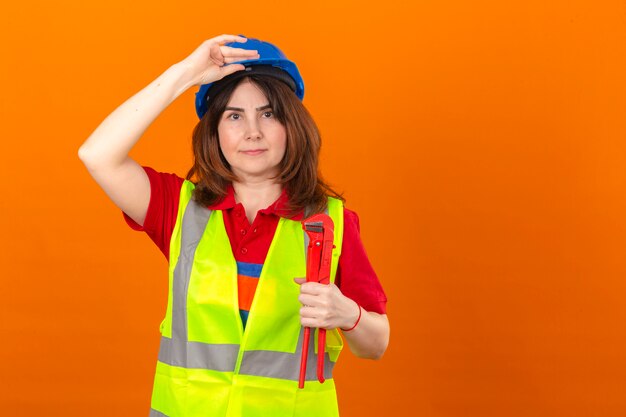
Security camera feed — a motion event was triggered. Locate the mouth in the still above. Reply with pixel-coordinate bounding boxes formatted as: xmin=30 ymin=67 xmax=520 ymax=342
xmin=240 ymin=149 xmax=267 ymax=156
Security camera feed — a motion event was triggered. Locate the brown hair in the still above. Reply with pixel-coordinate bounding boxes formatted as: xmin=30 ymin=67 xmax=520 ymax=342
xmin=185 ymin=74 xmax=343 ymax=217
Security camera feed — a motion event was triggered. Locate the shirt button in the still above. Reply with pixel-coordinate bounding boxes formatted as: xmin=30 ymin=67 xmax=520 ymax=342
xmin=241 ymin=248 xmax=248 ymax=254
xmin=253 ymin=228 xmax=258 ymax=233
xmin=240 ymin=229 xmax=246 ymax=235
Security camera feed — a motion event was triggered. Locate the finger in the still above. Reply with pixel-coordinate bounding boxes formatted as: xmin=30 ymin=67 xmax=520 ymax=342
xmin=221 ymin=52 xmax=259 ymax=60
xmin=293 ymin=277 xmax=306 ymax=285
xmin=211 ymin=34 xmax=248 ymax=45
xmin=220 ymin=46 xmax=259 ymax=56
xmin=224 ymin=56 xmax=258 ymax=64
xmin=298 ymin=294 xmax=320 ymax=307
xmin=209 ymin=43 xmax=225 ymax=66
xmin=301 ymin=317 xmax=332 ymax=330
xmin=301 ymin=317 xmax=321 ymax=328
xmin=299 ymin=306 xmax=318 ymax=318
xmin=220 ymin=64 xmax=246 ymax=77
xmin=300 ymin=282 xmax=327 ymax=295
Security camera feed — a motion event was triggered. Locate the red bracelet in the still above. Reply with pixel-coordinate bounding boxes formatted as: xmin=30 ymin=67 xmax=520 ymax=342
xmin=341 ymin=304 xmax=362 ymax=332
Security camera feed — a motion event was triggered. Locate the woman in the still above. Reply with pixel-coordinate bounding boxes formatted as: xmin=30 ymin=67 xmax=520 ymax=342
xmin=79 ymin=34 xmax=389 ymax=417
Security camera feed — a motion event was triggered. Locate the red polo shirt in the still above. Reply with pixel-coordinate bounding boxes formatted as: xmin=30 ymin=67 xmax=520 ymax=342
xmin=122 ymin=166 xmax=387 ymax=318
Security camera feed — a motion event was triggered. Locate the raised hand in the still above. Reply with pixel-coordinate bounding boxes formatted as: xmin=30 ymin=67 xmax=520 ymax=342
xmin=177 ymin=34 xmax=260 ymax=88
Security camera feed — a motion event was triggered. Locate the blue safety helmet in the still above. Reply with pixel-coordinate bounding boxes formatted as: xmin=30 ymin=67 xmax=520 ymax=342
xmin=194 ymin=36 xmax=305 ymax=119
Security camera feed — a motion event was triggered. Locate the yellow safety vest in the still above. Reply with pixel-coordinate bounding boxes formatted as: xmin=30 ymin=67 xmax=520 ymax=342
xmin=149 ymin=180 xmax=345 ymax=417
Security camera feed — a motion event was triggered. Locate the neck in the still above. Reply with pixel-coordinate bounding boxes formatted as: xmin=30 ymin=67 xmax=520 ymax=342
xmin=232 ymin=178 xmax=283 ymax=224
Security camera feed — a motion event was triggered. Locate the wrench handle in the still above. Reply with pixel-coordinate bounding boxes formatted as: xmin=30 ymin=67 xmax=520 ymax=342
xmin=317 ymin=328 xmax=326 ymax=383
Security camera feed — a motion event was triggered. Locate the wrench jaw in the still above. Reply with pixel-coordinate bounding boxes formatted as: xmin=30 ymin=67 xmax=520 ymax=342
xmin=303 ymin=214 xmax=335 ymax=237
xmin=303 ymin=221 xmax=324 ymax=234
xmin=303 ymin=214 xmax=335 ymax=285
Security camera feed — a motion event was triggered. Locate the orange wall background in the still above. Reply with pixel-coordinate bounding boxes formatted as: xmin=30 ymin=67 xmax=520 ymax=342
xmin=2 ymin=1 xmax=626 ymax=416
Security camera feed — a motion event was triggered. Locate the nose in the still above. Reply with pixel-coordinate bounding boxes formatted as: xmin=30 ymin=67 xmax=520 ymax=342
xmin=245 ymin=117 xmax=262 ymax=141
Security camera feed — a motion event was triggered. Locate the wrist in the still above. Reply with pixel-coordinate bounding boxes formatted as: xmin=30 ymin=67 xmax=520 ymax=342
xmin=165 ymin=63 xmax=197 ymax=98
xmin=340 ymin=301 xmax=362 ymax=332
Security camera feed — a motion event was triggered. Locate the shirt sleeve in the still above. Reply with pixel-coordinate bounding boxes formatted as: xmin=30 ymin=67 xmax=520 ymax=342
xmin=336 ymin=208 xmax=388 ymax=314
xmin=121 ymin=165 xmax=184 ymax=261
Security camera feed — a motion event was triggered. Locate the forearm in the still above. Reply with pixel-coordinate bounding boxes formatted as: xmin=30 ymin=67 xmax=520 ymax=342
xmin=78 ymin=63 xmax=192 ymax=168
xmin=341 ymin=307 xmax=389 ymax=360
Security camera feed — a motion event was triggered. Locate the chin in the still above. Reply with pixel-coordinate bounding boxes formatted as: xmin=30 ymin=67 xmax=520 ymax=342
xmin=233 ymin=167 xmax=281 ymax=180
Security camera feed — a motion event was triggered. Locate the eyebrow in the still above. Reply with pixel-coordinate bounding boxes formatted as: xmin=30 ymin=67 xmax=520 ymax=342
xmin=224 ymin=104 xmax=272 ymax=112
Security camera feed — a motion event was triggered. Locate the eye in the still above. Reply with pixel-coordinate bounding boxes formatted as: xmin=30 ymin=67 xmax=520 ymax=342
xmin=262 ymin=111 xmax=274 ymax=118
xmin=226 ymin=113 xmax=241 ymax=120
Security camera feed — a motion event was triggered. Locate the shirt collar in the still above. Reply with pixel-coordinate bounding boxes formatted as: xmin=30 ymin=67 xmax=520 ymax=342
xmin=208 ymin=184 xmax=304 ymax=220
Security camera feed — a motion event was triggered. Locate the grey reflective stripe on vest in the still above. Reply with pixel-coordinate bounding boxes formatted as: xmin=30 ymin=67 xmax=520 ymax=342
xmin=158 ymin=336 xmax=239 ymax=371
xmin=157 ymin=199 xmax=239 ymax=372
xmin=149 ymin=409 xmax=168 ymax=417
xmin=158 ymin=198 xmax=336 ymax=380
xmin=239 ymin=326 xmax=336 ymax=381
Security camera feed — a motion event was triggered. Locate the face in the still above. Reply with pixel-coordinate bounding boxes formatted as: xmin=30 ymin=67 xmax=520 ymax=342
xmin=217 ymin=79 xmax=287 ymax=182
